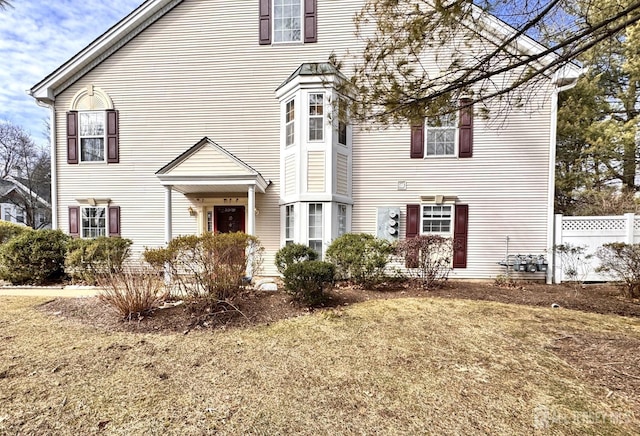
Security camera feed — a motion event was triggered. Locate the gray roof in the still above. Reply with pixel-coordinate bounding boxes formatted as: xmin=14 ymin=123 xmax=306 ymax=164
xmin=276 ymin=62 xmax=346 ymax=91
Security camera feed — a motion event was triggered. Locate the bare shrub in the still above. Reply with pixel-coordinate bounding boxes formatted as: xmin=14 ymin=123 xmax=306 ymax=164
xmin=143 ymin=232 xmax=263 ymax=303
xmin=396 ymin=235 xmax=452 ymax=289
xmin=96 ymin=265 xmax=166 ymax=320
xmin=553 ymin=244 xmax=593 ymax=292
xmin=595 ymin=242 xmax=640 ymax=298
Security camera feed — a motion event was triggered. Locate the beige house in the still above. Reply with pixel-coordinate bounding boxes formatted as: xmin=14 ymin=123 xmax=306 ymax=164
xmin=31 ymin=0 xmax=579 ymax=279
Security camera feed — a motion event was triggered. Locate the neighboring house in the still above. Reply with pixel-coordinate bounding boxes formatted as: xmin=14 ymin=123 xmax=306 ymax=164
xmin=0 ymin=178 xmax=51 ymax=229
xmin=30 ymin=0 xmax=579 ymax=279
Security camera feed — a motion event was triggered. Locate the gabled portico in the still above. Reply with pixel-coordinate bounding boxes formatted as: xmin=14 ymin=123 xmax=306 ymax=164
xmin=156 ymin=137 xmax=269 ymax=244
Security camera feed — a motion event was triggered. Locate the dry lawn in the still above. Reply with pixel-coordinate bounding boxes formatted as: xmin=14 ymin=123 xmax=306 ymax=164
xmin=1 ymin=294 xmax=639 ymax=435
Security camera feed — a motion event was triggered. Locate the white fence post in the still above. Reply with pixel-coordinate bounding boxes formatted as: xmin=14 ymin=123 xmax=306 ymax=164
xmin=625 ymin=213 xmax=635 ymax=244
xmin=554 ymin=214 xmax=563 ymax=284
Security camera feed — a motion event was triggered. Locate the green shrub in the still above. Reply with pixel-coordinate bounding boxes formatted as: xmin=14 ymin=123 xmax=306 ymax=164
xmin=0 ymin=229 xmax=69 ymax=285
xmin=326 ymin=233 xmax=394 ymax=286
xmin=96 ymin=264 xmax=166 ymax=320
xmin=395 ymin=235 xmax=452 ymax=289
xmin=274 ymin=243 xmax=318 ymax=275
xmin=595 ymin=242 xmax=640 ymax=298
xmin=65 ymin=237 xmax=133 ymax=284
xmin=144 ymin=232 xmax=263 ymax=302
xmin=283 ymin=260 xmax=335 ymax=306
xmin=0 ymin=221 xmax=31 ymax=245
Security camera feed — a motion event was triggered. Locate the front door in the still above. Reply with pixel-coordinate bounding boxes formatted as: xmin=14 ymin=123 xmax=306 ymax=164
xmin=214 ymin=206 xmax=245 ymax=233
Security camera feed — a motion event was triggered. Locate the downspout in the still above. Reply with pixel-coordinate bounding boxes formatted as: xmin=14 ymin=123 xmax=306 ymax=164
xmin=35 ymin=98 xmax=57 ymax=230
xmin=547 ymin=72 xmax=581 ymax=283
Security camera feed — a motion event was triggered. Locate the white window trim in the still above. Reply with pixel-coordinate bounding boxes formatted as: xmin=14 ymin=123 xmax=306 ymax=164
xmin=308 ymin=203 xmax=323 ymax=256
xmin=337 ymin=203 xmax=347 ymax=237
xmin=425 ymin=113 xmax=458 ymax=158
xmin=420 ymin=204 xmax=453 ymax=236
xmin=78 ymin=110 xmax=107 ymax=163
xmin=337 ymin=98 xmax=349 ymax=147
xmin=80 ymin=205 xmax=108 ymax=238
xmin=285 ymin=98 xmax=296 ymax=147
xmin=285 ymin=204 xmax=295 ymax=244
xmin=308 ymin=92 xmax=325 ymax=142
xmin=272 ymin=0 xmax=303 ymax=44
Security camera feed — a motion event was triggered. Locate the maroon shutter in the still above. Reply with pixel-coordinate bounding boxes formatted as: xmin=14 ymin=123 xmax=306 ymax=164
xmin=458 ymin=99 xmax=473 ymax=158
xmin=453 ymin=204 xmax=468 ymax=268
xmin=69 ymin=206 xmax=80 ymax=237
xmin=67 ymin=111 xmax=78 ymax=164
xmin=410 ymin=122 xmax=424 ymax=158
xmin=259 ymin=0 xmax=271 ymax=45
xmin=108 ymin=206 xmax=121 ymax=237
xmin=106 ymin=110 xmax=119 ymax=163
xmin=304 ymin=0 xmax=317 ymax=43
xmin=406 ymin=204 xmax=420 ymax=268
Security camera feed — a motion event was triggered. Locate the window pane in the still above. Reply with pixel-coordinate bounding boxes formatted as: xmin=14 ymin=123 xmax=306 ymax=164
xmin=309 ymin=118 xmax=323 ymax=141
xmin=80 ymin=112 xmax=105 ymax=136
xmin=422 ymin=205 xmax=452 ymax=233
xmin=273 ymin=0 xmax=301 ymax=42
xmin=82 ymin=207 xmax=106 ymax=238
xmin=81 ymin=138 xmax=105 ymax=161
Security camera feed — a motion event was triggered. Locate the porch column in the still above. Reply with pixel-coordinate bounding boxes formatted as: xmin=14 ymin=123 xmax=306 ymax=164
xmin=164 ymin=185 xmax=173 ymax=244
xmin=247 ymin=185 xmax=255 ymax=235
xmin=246 ymin=185 xmax=256 ymax=280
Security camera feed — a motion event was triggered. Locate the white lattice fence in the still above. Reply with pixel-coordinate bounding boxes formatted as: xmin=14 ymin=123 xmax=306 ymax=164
xmin=554 ymin=213 xmax=639 ymax=282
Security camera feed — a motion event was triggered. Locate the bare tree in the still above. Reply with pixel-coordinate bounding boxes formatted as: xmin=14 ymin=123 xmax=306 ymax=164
xmin=348 ymin=0 xmax=640 ymax=125
xmin=0 ymin=121 xmax=51 ymax=229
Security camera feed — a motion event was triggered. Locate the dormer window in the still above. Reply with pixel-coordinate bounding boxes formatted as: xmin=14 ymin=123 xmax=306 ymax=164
xmin=79 ymin=111 xmax=106 ymax=162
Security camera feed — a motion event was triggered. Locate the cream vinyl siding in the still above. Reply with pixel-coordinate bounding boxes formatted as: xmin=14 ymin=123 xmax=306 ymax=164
xmin=307 ymin=151 xmax=325 ymax=193
xmin=336 ymin=152 xmax=348 ymax=196
xmin=52 ymin=0 xmax=556 ymax=277
xmin=168 ymin=146 xmax=252 ymax=176
xmin=285 ymin=155 xmax=296 ymax=197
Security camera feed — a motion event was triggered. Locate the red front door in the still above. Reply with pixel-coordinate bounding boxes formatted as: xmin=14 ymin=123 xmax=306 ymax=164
xmin=214 ymin=206 xmax=245 ymax=233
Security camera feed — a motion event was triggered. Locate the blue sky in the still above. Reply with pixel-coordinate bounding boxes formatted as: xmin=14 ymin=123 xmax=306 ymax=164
xmin=0 ymin=0 xmax=143 ymax=146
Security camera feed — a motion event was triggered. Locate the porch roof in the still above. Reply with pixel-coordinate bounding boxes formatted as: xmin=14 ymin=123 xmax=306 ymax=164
xmin=156 ymin=137 xmax=270 ymax=195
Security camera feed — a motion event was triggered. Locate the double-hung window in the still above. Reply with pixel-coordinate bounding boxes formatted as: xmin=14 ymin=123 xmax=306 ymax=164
xmin=285 ymin=99 xmax=295 ymax=147
xmin=274 ymin=0 xmax=302 ymax=43
xmin=285 ymin=204 xmax=295 ymax=245
xmin=308 ymin=93 xmax=324 ymax=141
xmin=422 ymin=205 xmax=452 ymax=234
xmin=79 ymin=111 xmax=106 ymax=162
xmin=308 ymin=203 xmax=323 ymax=256
xmin=82 ymin=206 xmax=106 ymax=238
xmin=337 ymin=204 xmax=347 ymax=237
xmin=426 ymin=112 xmax=457 ymax=157
xmin=337 ymin=99 xmax=348 ymax=146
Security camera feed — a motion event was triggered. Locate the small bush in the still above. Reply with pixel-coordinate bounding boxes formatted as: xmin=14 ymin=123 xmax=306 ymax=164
xmin=553 ymin=243 xmax=592 ymax=286
xmin=0 ymin=229 xmax=69 ymax=285
xmin=595 ymin=242 xmax=640 ymax=298
xmin=96 ymin=265 xmax=166 ymax=320
xmin=144 ymin=232 xmax=263 ymax=302
xmin=283 ymin=260 xmax=335 ymax=306
xmin=325 ymin=233 xmax=394 ymax=286
xmin=0 ymin=221 xmax=31 ymax=245
xmin=274 ymin=243 xmax=318 ymax=275
xmin=65 ymin=237 xmax=133 ymax=284
xmin=395 ymin=235 xmax=452 ymax=289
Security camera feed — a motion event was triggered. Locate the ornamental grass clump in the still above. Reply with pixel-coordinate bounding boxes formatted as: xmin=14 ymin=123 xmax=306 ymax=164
xmin=95 ymin=264 xmax=166 ymax=320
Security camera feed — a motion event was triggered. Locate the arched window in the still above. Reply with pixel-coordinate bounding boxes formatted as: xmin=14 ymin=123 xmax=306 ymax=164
xmin=67 ymin=85 xmax=119 ymax=164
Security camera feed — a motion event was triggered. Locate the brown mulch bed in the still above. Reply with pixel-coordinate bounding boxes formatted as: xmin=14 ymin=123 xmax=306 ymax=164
xmin=41 ymin=280 xmax=640 ymax=335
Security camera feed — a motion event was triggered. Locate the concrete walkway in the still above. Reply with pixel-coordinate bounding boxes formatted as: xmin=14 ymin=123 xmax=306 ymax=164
xmin=0 ymin=285 xmax=99 ymax=297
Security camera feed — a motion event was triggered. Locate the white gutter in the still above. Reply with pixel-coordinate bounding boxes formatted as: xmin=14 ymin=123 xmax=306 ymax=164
xmin=35 ymin=99 xmax=57 ymax=230
xmin=546 ymin=71 xmax=581 ymax=283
